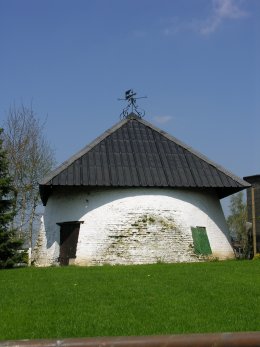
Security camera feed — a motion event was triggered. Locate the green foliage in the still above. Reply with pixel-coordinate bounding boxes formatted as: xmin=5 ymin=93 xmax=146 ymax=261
xmin=226 ymin=192 xmax=248 ymax=257
xmin=0 ymin=261 xmax=259 ymax=340
xmin=228 ymin=192 xmax=247 ymax=231
xmin=0 ymin=128 xmax=24 ymax=269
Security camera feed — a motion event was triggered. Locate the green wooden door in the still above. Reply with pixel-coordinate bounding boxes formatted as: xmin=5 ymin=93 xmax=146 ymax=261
xmin=191 ymin=227 xmax=212 ymax=255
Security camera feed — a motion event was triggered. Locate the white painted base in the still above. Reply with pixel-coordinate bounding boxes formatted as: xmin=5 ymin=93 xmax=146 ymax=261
xmin=33 ymin=188 xmax=234 ymax=266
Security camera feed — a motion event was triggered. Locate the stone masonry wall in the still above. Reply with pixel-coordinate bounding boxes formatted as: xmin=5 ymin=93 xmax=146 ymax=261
xmin=33 ymin=187 xmax=234 ymax=266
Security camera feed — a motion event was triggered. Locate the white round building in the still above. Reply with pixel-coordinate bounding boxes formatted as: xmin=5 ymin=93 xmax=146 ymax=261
xmin=34 ymin=113 xmax=249 ymax=266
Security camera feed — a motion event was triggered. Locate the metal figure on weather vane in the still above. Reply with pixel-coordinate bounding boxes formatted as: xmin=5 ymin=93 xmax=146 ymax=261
xmin=118 ymin=89 xmax=147 ymax=119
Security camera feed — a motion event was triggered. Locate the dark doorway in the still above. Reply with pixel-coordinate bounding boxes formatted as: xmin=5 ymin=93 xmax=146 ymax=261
xmin=57 ymin=222 xmax=82 ymax=266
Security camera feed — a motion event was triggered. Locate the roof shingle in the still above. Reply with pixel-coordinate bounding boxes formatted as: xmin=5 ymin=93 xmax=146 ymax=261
xmin=39 ymin=113 xmax=250 ymax=205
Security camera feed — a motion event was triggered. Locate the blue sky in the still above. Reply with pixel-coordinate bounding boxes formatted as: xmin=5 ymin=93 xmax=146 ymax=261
xmin=0 ymin=0 xmax=259 ymax=211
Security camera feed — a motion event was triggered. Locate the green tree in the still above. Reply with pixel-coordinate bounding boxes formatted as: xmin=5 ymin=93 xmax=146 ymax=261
xmin=0 ymin=128 xmax=24 ymax=268
xmin=226 ymin=192 xmax=248 ymax=258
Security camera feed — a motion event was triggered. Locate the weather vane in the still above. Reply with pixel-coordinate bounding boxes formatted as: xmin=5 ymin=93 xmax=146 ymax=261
xmin=118 ymin=89 xmax=147 ymax=119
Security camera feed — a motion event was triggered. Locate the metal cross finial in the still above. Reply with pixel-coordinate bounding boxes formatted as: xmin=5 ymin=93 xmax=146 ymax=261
xmin=118 ymin=89 xmax=147 ymax=119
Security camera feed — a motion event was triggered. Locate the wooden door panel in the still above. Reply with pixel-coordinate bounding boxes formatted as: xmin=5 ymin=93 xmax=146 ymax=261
xmin=59 ymin=223 xmax=80 ymax=266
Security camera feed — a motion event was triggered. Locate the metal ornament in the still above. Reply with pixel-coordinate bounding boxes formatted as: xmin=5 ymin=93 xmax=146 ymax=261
xmin=118 ymin=89 xmax=147 ymax=119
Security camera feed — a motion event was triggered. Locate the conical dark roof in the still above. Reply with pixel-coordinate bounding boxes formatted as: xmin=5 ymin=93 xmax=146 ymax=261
xmin=40 ymin=113 xmax=250 ymax=205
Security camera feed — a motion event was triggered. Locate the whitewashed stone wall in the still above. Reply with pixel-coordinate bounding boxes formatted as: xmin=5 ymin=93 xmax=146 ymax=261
xmin=33 ymin=187 xmax=234 ymax=266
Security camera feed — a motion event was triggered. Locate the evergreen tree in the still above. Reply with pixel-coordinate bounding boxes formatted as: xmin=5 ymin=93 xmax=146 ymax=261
xmin=0 ymin=128 xmax=24 ymax=268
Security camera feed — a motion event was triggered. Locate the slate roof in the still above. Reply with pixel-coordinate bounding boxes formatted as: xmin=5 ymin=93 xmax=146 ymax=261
xmin=40 ymin=113 xmax=250 ymax=205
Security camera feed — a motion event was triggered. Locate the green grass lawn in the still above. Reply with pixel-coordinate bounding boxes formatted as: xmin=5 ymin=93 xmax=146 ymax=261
xmin=0 ymin=260 xmax=259 ymax=340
